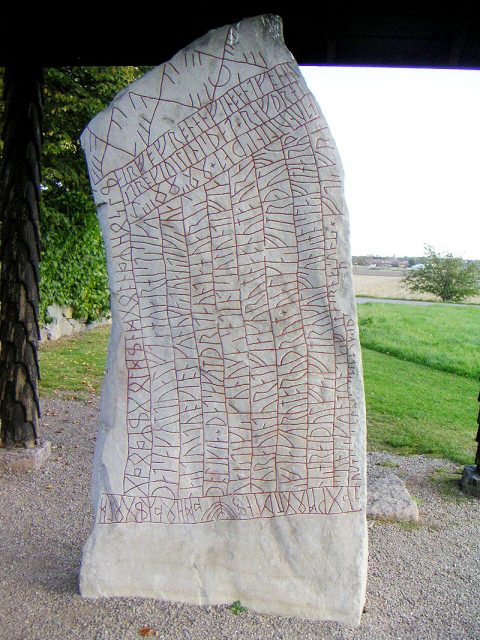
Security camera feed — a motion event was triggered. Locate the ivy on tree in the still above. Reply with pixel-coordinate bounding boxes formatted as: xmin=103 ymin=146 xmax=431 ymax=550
xmin=1 ymin=66 xmax=150 ymax=323
xmin=403 ymin=245 xmax=480 ymax=303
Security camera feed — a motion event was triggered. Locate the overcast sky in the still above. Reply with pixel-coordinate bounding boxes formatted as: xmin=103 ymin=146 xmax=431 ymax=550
xmin=300 ymin=66 xmax=480 ymax=260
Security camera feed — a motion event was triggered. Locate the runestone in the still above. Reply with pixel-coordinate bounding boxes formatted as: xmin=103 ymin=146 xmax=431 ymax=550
xmin=79 ymin=15 xmax=367 ymax=625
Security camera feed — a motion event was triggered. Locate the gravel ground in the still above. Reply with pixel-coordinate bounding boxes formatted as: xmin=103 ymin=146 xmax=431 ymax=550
xmin=0 ymin=395 xmax=479 ymax=640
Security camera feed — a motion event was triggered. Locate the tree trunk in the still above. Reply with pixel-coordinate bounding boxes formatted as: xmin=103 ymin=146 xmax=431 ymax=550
xmin=0 ymin=67 xmax=43 ymax=448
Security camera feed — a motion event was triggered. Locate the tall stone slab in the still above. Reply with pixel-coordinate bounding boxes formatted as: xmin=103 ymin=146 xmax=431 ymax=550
xmin=79 ymin=15 xmax=367 ymax=626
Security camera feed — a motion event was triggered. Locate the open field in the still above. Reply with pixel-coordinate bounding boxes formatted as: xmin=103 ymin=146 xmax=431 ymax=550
xmin=38 ymin=304 xmax=480 ymax=465
xmin=357 ymin=303 xmax=480 ymax=380
xmin=353 ymin=269 xmax=480 ymax=304
xmin=358 ymin=302 xmax=479 ymax=463
xmin=363 ymin=348 xmax=478 ymax=464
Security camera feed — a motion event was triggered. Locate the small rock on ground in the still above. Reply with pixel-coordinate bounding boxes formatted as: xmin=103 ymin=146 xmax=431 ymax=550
xmin=367 ymin=465 xmax=419 ymax=522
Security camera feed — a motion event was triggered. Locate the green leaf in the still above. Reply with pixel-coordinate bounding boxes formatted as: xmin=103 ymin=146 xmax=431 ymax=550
xmin=229 ymin=600 xmax=248 ymax=615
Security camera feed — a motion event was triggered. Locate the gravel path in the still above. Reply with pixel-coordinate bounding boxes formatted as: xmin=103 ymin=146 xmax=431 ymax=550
xmin=1 ymin=395 xmax=479 ymax=639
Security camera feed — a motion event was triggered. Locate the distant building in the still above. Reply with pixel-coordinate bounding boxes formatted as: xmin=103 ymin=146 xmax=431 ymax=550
xmin=352 ymin=256 xmax=410 ymax=268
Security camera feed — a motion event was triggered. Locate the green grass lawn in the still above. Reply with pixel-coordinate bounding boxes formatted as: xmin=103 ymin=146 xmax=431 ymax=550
xmin=357 ymin=303 xmax=480 ymax=380
xmin=39 ymin=326 xmax=110 ymax=399
xmin=38 ymin=307 xmax=479 ymax=464
xmin=363 ymin=348 xmax=478 ymax=464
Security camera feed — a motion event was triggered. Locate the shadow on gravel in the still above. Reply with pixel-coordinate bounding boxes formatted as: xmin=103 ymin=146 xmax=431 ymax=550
xmin=429 ymin=468 xmax=475 ymax=503
xmin=16 ymin=537 xmax=82 ymax=595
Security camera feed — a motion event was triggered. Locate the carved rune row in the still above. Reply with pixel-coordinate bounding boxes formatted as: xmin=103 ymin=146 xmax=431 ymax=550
xmin=87 ymin=59 xmax=361 ymax=524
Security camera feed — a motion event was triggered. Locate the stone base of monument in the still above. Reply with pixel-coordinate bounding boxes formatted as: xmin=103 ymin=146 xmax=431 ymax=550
xmin=367 ymin=470 xmax=419 ymax=522
xmin=0 ymin=440 xmax=51 ymax=471
xmin=80 ymin=514 xmax=368 ymax=626
xmin=460 ymin=465 xmax=480 ymax=497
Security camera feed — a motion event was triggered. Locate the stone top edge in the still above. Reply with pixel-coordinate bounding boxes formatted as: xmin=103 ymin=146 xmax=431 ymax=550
xmin=80 ymin=14 xmax=286 ymax=149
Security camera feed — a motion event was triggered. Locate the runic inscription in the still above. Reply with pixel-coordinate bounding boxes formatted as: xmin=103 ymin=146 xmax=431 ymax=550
xmin=83 ymin=36 xmax=361 ymax=526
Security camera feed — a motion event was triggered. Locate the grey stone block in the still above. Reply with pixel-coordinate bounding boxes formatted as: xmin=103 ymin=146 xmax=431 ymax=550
xmin=368 ymin=469 xmax=419 ymax=522
xmin=460 ymin=465 xmax=480 ymax=497
xmin=78 ymin=14 xmax=368 ymax=625
xmin=0 ymin=440 xmax=51 ymax=471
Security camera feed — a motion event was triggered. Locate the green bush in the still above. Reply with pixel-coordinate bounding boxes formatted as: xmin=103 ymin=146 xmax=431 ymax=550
xmin=39 ymin=67 xmax=152 ymax=324
xmin=1 ymin=66 xmax=150 ymax=324
xmin=40 ymin=194 xmax=109 ymax=323
xmin=402 ymin=245 xmax=480 ymax=303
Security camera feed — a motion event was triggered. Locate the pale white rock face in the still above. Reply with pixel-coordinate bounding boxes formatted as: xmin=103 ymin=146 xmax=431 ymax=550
xmin=80 ymin=14 xmax=367 ymax=626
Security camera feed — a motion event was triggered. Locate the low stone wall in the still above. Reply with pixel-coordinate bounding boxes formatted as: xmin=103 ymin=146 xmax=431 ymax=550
xmin=40 ymin=304 xmax=111 ymax=342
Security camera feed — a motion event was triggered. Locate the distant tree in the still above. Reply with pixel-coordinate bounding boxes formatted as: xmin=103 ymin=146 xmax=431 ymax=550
xmin=403 ymin=245 xmax=480 ymax=302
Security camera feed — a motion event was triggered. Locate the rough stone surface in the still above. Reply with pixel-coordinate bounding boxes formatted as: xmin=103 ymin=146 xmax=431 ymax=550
xmin=40 ymin=304 xmax=111 ymax=342
xmin=0 ymin=439 xmax=51 ymax=471
xmin=79 ymin=15 xmax=367 ymax=625
xmin=460 ymin=465 xmax=480 ymax=497
xmin=367 ymin=467 xmax=419 ymax=522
